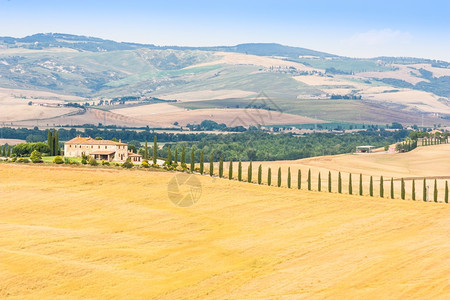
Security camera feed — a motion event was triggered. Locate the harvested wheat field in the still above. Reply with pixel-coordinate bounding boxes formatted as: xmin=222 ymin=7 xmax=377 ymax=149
xmin=0 ymin=163 xmax=449 ymax=299
xmin=239 ymin=144 xmax=450 ymax=201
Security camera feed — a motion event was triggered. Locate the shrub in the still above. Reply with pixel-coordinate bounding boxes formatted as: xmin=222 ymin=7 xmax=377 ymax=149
xmin=53 ymin=156 xmax=64 ymax=164
xmin=102 ymin=160 xmax=110 ymax=166
xmin=30 ymin=150 xmax=43 ymax=163
xmin=122 ymin=158 xmax=133 ymax=169
xmin=88 ymin=157 xmax=98 ymax=166
xmin=17 ymin=157 xmax=30 ymax=163
xmin=141 ymin=160 xmax=150 ymax=168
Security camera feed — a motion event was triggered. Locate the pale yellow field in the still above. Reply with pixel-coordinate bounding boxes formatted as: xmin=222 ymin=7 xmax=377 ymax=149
xmin=187 ymin=52 xmax=318 ymax=71
xmin=0 ymin=139 xmax=25 ymax=146
xmin=110 ymin=103 xmax=185 ymax=117
xmin=0 ymin=163 xmax=448 ymax=299
xmin=358 ymin=64 xmax=427 ymax=85
xmin=154 ymin=89 xmax=257 ymax=102
xmin=360 ymin=90 xmax=449 ymax=113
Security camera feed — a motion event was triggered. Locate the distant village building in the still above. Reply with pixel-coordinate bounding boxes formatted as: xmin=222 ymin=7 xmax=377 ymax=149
xmin=64 ymin=136 xmax=142 ymax=162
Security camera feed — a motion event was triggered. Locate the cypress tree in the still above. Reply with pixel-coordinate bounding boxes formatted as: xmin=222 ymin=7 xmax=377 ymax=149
xmin=144 ymin=141 xmax=149 ymax=160
xmin=445 ymin=181 xmax=448 ymax=204
xmin=219 ymin=156 xmax=224 ymax=178
xmin=348 ymin=173 xmax=352 ymax=195
xmin=248 ymin=161 xmax=253 ymax=183
xmin=298 ymin=169 xmax=301 ymax=190
xmin=369 ymin=176 xmax=373 ymax=196
xmin=238 ymin=161 xmax=242 ymax=181
xmin=7 ymin=146 xmax=10 ymax=157
xmin=401 ymin=178 xmax=405 ymax=200
xmin=47 ymin=130 xmax=53 ymax=156
xmin=277 ymin=167 xmax=281 ymax=187
xmin=174 ymin=148 xmax=178 ymax=165
xmin=166 ymin=146 xmax=172 ymax=165
xmin=181 ymin=145 xmax=186 ymax=167
xmin=209 ymin=152 xmax=214 ymax=177
xmin=359 ymin=174 xmax=363 ymax=196
xmin=190 ymin=148 xmax=195 ymax=173
xmin=308 ymin=169 xmax=312 ymax=191
xmin=412 ymin=180 xmax=416 ymax=201
xmin=199 ymin=150 xmax=204 ymax=174
xmin=391 ymin=178 xmax=394 ymax=199
xmin=287 ymin=167 xmax=291 ymax=188
xmin=433 ymin=179 xmax=438 ymax=203
xmin=380 ymin=176 xmax=384 ymax=198
xmin=423 ymin=178 xmax=427 ymax=201
xmin=268 ymin=167 xmax=272 ymax=186
xmin=338 ymin=172 xmax=342 ymax=193
xmin=228 ymin=158 xmax=233 ymax=180
xmin=318 ymin=172 xmax=321 ymax=192
xmin=55 ymin=130 xmax=60 ymax=155
xmin=52 ymin=129 xmax=57 ymax=156
xmin=326 ymin=171 xmax=331 ymax=193
xmin=1 ymin=145 xmax=5 ymax=157
xmin=258 ymin=164 xmax=262 ymax=184
xmin=153 ymin=136 xmax=157 ymax=165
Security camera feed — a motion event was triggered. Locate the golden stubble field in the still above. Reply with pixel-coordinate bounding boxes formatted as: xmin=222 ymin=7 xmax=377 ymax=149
xmin=0 ymin=162 xmax=449 ymax=299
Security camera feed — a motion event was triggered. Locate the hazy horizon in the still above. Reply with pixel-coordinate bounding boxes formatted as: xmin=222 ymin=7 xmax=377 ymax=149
xmin=1 ymin=0 xmax=449 ymax=61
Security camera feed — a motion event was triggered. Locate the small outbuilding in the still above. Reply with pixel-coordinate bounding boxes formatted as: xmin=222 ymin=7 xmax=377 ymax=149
xmin=355 ymin=145 xmax=375 ymax=153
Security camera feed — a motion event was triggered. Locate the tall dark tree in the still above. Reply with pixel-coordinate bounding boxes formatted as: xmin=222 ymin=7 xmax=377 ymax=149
xmin=268 ymin=167 xmax=272 ymax=186
xmin=287 ymin=167 xmax=291 ymax=188
xmin=298 ymin=169 xmax=301 ymax=190
xmin=181 ymin=145 xmax=186 ymax=168
xmin=318 ymin=172 xmax=321 ymax=192
xmin=47 ymin=130 xmax=53 ymax=155
xmin=153 ymin=136 xmax=157 ymax=165
xmin=238 ymin=161 xmax=242 ymax=181
xmin=380 ymin=176 xmax=384 ymax=198
xmin=433 ymin=179 xmax=438 ymax=203
xmin=348 ymin=173 xmax=352 ymax=195
xmin=199 ymin=150 xmax=204 ymax=174
xmin=248 ymin=161 xmax=253 ymax=183
xmin=359 ymin=174 xmax=363 ymax=196
xmin=209 ymin=152 xmax=214 ymax=176
xmin=328 ymin=171 xmax=332 ymax=193
xmin=391 ymin=178 xmax=395 ymax=199
xmin=55 ymin=130 xmax=60 ymax=155
xmin=174 ymin=147 xmax=178 ymax=165
xmin=144 ymin=141 xmax=149 ymax=160
xmin=228 ymin=158 xmax=233 ymax=180
xmin=369 ymin=176 xmax=373 ymax=196
xmin=445 ymin=181 xmax=448 ymax=204
xmin=166 ymin=146 xmax=172 ymax=165
xmin=219 ymin=155 xmax=224 ymax=178
xmin=401 ymin=178 xmax=405 ymax=200
xmin=277 ymin=167 xmax=282 ymax=187
xmin=308 ymin=169 xmax=312 ymax=191
xmin=412 ymin=180 xmax=416 ymax=201
xmin=258 ymin=164 xmax=262 ymax=184
xmin=338 ymin=172 xmax=342 ymax=194
xmin=423 ymin=178 xmax=427 ymax=201
xmin=190 ymin=148 xmax=195 ymax=173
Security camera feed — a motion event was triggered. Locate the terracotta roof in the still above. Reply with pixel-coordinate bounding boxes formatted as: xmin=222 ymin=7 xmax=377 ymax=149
xmin=65 ymin=137 xmax=126 ymax=146
xmin=90 ymin=150 xmax=116 ymax=155
xmin=127 ymin=152 xmax=142 ymax=157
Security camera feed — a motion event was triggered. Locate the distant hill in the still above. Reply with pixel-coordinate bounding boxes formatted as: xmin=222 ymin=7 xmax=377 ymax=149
xmin=0 ymin=33 xmax=448 ymax=127
xmin=0 ymin=33 xmax=336 ymax=58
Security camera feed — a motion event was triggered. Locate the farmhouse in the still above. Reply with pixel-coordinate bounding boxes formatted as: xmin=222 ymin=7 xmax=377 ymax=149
xmin=64 ymin=136 xmax=141 ymax=162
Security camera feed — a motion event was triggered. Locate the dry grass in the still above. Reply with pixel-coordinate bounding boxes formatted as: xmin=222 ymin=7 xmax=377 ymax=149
xmin=154 ymin=90 xmax=257 ymax=102
xmin=0 ymin=162 xmax=449 ymax=299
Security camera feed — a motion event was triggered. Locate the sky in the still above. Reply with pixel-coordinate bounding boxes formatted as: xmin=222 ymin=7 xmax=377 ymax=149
xmin=0 ymin=0 xmax=449 ymax=60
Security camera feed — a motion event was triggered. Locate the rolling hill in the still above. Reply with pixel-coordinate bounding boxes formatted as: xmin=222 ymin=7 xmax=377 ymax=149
xmin=0 ymin=158 xmax=448 ymax=298
xmin=0 ymin=33 xmax=449 ymax=128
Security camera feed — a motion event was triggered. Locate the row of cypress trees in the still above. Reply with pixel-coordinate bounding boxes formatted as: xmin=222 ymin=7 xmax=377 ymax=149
xmin=0 ymin=144 xmax=12 ymax=157
xmin=151 ymin=136 xmax=448 ymax=203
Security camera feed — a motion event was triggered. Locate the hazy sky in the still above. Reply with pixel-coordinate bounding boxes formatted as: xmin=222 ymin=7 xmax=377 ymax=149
xmin=1 ymin=0 xmax=449 ymax=60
